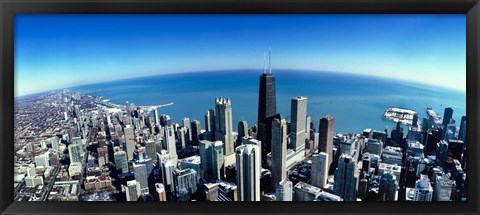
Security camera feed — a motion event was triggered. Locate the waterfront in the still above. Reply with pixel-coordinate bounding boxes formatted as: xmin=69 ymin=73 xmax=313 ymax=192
xmin=71 ymin=70 xmax=466 ymax=133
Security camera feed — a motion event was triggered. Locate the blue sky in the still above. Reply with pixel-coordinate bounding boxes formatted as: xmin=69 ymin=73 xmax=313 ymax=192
xmin=15 ymin=14 xmax=466 ymax=96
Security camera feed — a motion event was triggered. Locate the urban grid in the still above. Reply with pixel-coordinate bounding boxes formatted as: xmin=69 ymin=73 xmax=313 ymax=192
xmin=14 ymin=53 xmax=467 ymax=202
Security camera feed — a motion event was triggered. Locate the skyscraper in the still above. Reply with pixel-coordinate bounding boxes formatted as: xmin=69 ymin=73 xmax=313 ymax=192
xmin=290 ymin=96 xmax=307 ymax=151
xmin=68 ymin=143 xmax=83 ymax=164
xmin=236 ymin=144 xmax=261 ymax=201
xmin=378 ymin=172 xmax=397 ymax=201
xmin=174 ymin=168 xmax=198 ymax=201
xmin=204 ymin=109 xmax=216 ymax=140
xmin=319 ymin=115 xmax=334 ymax=169
xmin=125 ymin=180 xmax=141 ymax=201
xmin=334 ymin=154 xmax=358 ymax=201
xmin=133 ymin=163 xmax=149 ymax=194
xmin=182 ymin=117 xmax=192 ymax=144
xmin=414 ymin=174 xmax=433 ymax=201
xmin=124 ymin=125 xmax=135 ymax=161
xmin=442 ymin=107 xmax=453 ymax=138
xmin=237 ymin=120 xmax=249 ymax=147
xmin=199 ymin=140 xmax=225 ymax=182
xmin=114 ymin=150 xmax=129 ymax=174
xmin=214 ymin=98 xmax=234 ymax=157
xmin=257 ymin=50 xmax=277 ymax=160
xmin=145 ymin=140 xmax=157 ymax=163
xmin=271 ymin=116 xmax=287 ymax=191
xmin=164 ymin=124 xmax=178 ymax=164
xmin=160 ymin=160 xmax=175 ymax=199
xmin=458 ymin=115 xmax=466 ymax=143
xmin=275 ymin=180 xmax=293 ymax=201
xmin=155 ymin=183 xmax=167 ymax=201
xmin=311 ymin=152 xmax=328 ymax=189
xmin=190 ymin=120 xmax=202 ymax=146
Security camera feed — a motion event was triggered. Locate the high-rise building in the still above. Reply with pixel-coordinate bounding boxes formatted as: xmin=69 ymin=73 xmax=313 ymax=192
xmin=458 ymin=115 xmax=466 ymax=143
xmin=236 ymin=144 xmax=261 ymax=201
xmin=378 ymin=172 xmax=397 ymax=201
xmin=319 ymin=115 xmax=335 ymax=169
xmin=237 ymin=120 xmax=249 ymax=147
xmin=442 ymin=107 xmax=453 ymax=138
xmin=290 ymin=96 xmax=307 ymax=151
xmin=412 ymin=113 xmax=419 ymax=127
xmin=413 ymin=174 xmax=433 ymax=201
xmin=293 ymin=181 xmax=322 ymax=201
xmin=190 ymin=120 xmax=202 ymax=146
xmin=160 ymin=160 xmax=175 ymax=198
xmin=257 ymin=50 xmax=277 ymax=160
xmin=163 ymin=124 xmax=178 ymax=164
xmin=68 ymin=144 xmax=83 ymax=164
xmin=133 ymin=163 xmax=149 ymax=194
xmin=182 ymin=117 xmax=192 ymax=144
xmin=125 ymin=180 xmax=141 ymax=201
xmin=114 ymin=150 xmax=129 ymax=174
xmin=215 ymin=98 xmax=234 ymax=156
xmin=97 ymin=147 xmax=109 ymax=167
xmin=271 ymin=116 xmax=287 ymax=190
xmin=174 ymin=168 xmax=198 ymax=201
xmin=153 ymin=109 xmax=160 ymax=125
xmin=334 ymin=154 xmax=358 ymax=201
xmin=124 ymin=125 xmax=135 ymax=161
xmin=155 ymin=183 xmax=167 ymax=201
xmin=275 ymin=180 xmax=293 ymax=201
xmin=199 ymin=140 xmax=224 ymax=182
xmin=145 ymin=140 xmax=157 ymax=163
xmin=365 ymin=139 xmax=383 ymax=156
xmin=434 ymin=175 xmax=454 ymax=201
xmin=311 ymin=152 xmax=328 ymax=189
xmin=177 ymin=127 xmax=187 ymax=149
xmin=205 ymin=109 xmax=216 ymax=140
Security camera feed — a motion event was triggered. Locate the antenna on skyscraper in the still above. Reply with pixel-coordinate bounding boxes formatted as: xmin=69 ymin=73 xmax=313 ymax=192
xmin=263 ymin=51 xmax=267 ymax=74
xmin=268 ymin=47 xmax=272 ymax=74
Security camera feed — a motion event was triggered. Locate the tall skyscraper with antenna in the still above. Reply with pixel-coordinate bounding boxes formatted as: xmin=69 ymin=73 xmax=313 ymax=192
xmin=257 ymin=49 xmax=277 ymax=161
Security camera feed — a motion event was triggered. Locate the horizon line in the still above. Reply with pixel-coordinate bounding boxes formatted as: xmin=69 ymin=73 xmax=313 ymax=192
xmin=15 ymin=68 xmax=466 ymax=98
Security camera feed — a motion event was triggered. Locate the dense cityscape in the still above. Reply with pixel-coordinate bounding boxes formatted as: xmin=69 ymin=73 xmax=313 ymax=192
xmin=13 ymin=56 xmax=467 ymax=202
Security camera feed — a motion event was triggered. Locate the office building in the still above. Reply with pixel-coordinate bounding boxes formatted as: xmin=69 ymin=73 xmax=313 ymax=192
xmin=290 ymin=96 xmax=307 ymax=151
xmin=311 ymin=152 xmax=328 ymax=189
xmin=334 ymin=154 xmax=358 ymax=201
xmin=414 ymin=175 xmax=433 ymax=201
xmin=365 ymin=139 xmax=383 ymax=156
xmin=378 ymin=172 xmax=397 ymax=201
xmin=275 ymin=180 xmax=293 ymax=201
xmin=68 ymin=144 xmax=83 ymax=164
xmin=293 ymin=181 xmax=322 ymax=201
xmin=133 ymin=163 xmax=149 ymax=194
xmin=199 ymin=140 xmax=225 ymax=182
xmin=182 ymin=117 xmax=192 ymax=144
xmin=145 ymin=140 xmax=157 ymax=163
xmin=125 ymin=180 xmax=141 ymax=201
xmin=442 ymin=107 xmax=453 ymax=138
xmin=237 ymin=120 xmax=249 ymax=147
xmin=155 ymin=183 xmax=167 ymax=201
xmin=236 ymin=144 xmax=261 ymax=201
xmin=271 ymin=116 xmax=287 ymax=190
xmin=174 ymin=168 xmax=198 ymax=201
xmin=114 ymin=150 xmax=129 ymax=174
xmin=124 ymin=125 xmax=135 ymax=161
xmin=319 ymin=115 xmax=334 ymax=169
xmin=205 ymin=109 xmax=216 ymax=140
xmin=434 ymin=175 xmax=454 ymax=201
xmin=190 ymin=120 xmax=202 ymax=146
xmin=257 ymin=50 xmax=277 ymax=160
xmin=164 ymin=124 xmax=178 ymax=164
xmin=215 ymin=98 xmax=235 ymax=157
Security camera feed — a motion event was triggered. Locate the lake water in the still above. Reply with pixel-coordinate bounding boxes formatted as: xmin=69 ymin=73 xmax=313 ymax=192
xmin=71 ymin=70 xmax=466 ymax=134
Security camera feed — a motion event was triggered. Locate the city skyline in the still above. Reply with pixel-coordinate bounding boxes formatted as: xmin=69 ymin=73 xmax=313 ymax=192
xmin=15 ymin=14 xmax=466 ymax=96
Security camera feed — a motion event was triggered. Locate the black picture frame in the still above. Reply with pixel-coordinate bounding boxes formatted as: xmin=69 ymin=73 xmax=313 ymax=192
xmin=1 ymin=0 xmax=479 ymax=214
